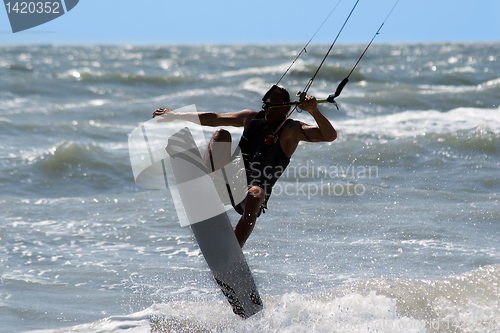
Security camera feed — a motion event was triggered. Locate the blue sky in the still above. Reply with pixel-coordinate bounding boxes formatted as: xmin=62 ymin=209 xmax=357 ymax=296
xmin=1 ymin=0 xmax=499 ymax=44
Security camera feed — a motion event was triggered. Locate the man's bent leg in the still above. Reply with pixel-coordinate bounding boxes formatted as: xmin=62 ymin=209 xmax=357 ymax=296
xmin=234 ymin=186 xmax=265 ymax=248
xmin=203 ymin=129 xmax=232 ymax=172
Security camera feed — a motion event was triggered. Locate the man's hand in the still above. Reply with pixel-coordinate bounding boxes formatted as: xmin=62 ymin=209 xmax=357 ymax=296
xmin=298 ymin=95 xmax=320 ymax=114
xmin=152 ymin=108 xmax=175 ymax=122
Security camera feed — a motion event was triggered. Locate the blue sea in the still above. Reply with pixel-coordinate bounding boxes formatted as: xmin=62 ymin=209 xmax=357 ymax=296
xmin=1 ymin=42 xmax=499 ymax=333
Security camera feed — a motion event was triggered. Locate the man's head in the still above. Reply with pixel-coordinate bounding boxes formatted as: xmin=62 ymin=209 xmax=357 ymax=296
xmin=262 ymin=85 xmax=291 ymax=124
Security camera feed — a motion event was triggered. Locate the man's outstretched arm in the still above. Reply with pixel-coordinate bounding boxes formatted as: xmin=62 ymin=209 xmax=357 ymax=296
xmin=152 ymin=108 xmax=257 ymax=128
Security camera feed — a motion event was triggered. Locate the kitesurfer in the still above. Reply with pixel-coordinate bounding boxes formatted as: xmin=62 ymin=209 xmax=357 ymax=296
xmin=152 ymin=86 xmax=336 ymax=248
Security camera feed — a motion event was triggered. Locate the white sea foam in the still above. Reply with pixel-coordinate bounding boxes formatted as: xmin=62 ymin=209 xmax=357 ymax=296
xmin=337 ymin=107 xmax=500 ymax=138
xmin=25 ymin=293 xmax=424 ymax=333
xmin=221 ymin=59 xmax=308 ymax=79
xmin=479 ymin=77 xmax=500 ymax=88
xmin=28 ymin=265 xmax=499 ymax=333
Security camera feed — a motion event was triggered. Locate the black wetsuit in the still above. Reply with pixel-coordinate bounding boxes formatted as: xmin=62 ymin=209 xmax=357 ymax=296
xmin=234 ymin=111 xmax=291 ymax=214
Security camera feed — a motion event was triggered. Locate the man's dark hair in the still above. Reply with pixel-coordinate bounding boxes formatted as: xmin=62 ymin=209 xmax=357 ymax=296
xmin=262 ymin=85 xmax=290 ymax=107
xmin=273 ymin=86 xmax=290 ymax=103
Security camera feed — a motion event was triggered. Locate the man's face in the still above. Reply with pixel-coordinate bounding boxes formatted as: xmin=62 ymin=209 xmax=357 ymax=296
xmin=264 ymin=92 xmax=291 ymax=124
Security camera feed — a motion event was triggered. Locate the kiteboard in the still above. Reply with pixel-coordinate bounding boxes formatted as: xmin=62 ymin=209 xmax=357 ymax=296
xmin=165 ymin=127 xmax=263 ymax=318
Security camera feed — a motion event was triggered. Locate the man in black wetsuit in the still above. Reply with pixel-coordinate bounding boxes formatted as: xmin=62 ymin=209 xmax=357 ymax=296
xmin=152 ymin=86 xmax=337 ymax=248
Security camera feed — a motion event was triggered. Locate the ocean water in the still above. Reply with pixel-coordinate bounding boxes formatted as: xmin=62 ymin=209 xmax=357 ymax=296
xmin=1 ymin=42 xmax=499 ymax=333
